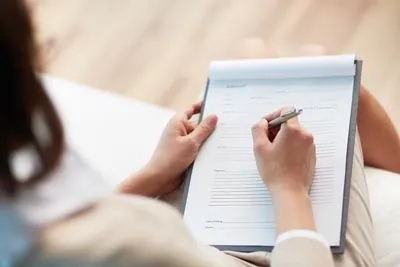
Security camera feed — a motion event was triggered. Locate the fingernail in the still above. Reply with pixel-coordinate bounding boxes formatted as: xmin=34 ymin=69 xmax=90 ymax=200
xmin=206 ymin=114 xmax=218 ymax=126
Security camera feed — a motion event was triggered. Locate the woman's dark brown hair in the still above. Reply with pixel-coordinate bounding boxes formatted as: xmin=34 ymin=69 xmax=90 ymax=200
xmin=0 ymin=1 xmax=64 ymax=197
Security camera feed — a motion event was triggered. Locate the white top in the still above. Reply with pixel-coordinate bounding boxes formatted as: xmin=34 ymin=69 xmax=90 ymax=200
xmin=9 ymin=147 xmax=111 ymax=227
xmin=0 ymin=146 xmax=111 ymax=265
xmin=276 ymin=229 xmax=329 ymax=248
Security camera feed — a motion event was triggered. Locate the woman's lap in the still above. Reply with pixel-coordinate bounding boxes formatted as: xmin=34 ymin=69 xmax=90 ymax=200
xmin=334 ymin=132 xmax=377 ymax=267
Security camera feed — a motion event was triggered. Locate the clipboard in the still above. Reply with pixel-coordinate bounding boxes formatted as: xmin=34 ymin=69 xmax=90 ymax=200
xmin=181 ymin=59 xmax=362 ymax=254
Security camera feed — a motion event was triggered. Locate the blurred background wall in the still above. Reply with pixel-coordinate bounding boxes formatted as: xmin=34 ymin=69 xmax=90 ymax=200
xmin=31 ymin=0 xmax=400 ymax=129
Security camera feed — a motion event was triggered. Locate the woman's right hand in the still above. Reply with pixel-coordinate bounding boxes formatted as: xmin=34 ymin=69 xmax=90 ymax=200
xmin=252 ymin=107 xmax=317 ymax=235
xmin=251 ymin=107 xmax=316 ymax=196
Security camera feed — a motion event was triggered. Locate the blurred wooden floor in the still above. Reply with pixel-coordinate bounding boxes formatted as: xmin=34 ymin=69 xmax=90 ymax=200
xmin=32 ymin=0 xmax=400 ymax=129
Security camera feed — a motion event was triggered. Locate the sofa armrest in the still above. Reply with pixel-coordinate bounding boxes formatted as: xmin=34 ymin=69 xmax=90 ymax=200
xmin=43 ymin=75 xmax=174 ymax=186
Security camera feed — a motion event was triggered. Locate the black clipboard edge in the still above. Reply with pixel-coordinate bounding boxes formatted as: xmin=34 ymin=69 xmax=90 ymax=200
xmin=180 ymin=61 xmax=362 ymax=254
xmin=180 ymin=79 xmax=210 ymax=215
xmin=333 ymin=59 xmax=363 ymax=254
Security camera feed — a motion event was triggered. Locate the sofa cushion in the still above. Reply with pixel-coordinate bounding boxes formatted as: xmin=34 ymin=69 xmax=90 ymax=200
xmin=366 ymin=166 xmax=400 ymax=267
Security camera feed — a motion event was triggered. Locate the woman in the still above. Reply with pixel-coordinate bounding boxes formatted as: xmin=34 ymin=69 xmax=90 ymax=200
xmin=2 ymin=1 xmax=400 ymax=267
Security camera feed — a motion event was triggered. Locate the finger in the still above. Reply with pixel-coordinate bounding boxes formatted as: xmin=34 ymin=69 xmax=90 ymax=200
xmin=264 ymin=108 xmax=285 ymax=122
xmin=192 ymin=102 xmax=202 ymax=114
xmin=185 ymin=120 xmax=197 ymax=133
xmin=263 ymin=107 xmax=291 ymax=141
xmin=301 ymin=126 xmax=313 ymax=138
xmin=190 ymin=114 xmax=218 ymax=144
xmin=184 ymin=102 xmax=203 ymax=119
xmin=263 ymin=105 xmax=294 ymax=121
xmin=280 ymin=106 xmax=299 ymax=126
xmin=251 ymin=119 xmax=271 ymax=150
xmin=268 ymin=126 xmax=280 ymax=142
xmin=285 ymin=115 xmax=299 ymax=126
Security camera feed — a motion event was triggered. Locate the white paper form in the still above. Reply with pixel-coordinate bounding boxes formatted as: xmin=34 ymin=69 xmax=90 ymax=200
xmin=183 ymin=55 xmax=356 ymax=247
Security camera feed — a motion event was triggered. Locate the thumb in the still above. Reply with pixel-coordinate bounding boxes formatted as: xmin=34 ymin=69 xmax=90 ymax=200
xmin=252 ymin=119 xmax=271 ymax=151
xmin=190 ymin=115 xmax=218 ymax=144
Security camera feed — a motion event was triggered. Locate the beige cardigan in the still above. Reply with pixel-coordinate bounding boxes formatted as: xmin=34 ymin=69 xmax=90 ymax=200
xmin=32 ymin=194 xmax=334 ymax=267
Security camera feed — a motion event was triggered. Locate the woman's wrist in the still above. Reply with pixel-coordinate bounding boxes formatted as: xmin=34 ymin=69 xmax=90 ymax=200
xmin=118 ymin=166 xmax=161 ymax=197
xmin=271 ymin=185 xmax=316 ymax=235
xmin=271 ymin=187 xmax=311 ymax=206
xmin=268 ymin=179 xmax=310 ymax=198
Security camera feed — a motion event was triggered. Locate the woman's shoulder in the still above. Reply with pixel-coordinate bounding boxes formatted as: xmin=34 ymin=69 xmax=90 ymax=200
xmin=30 ymin=195 xmax=268 ymax=267
xmin=92 ymin=194 xmax=187 ymax=234
xmin=38 ymin=194 xmax=193 ymax=264
xmin=40 ymin=194 xmax=187 ymax=248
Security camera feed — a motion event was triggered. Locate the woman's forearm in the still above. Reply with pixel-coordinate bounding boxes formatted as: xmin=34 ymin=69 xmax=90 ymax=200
xmin=117 ymin=167 xmax=160 ymax=197
xmin=272 ymin=188 xmax=316 ymax=235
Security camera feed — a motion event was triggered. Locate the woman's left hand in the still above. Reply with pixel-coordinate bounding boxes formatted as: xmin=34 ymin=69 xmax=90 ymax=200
xmin=119 ymin=102 xmax=218 ymax=196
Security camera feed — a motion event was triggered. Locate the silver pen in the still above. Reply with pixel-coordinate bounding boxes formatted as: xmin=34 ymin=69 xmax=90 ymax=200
xmin=268 ymin=107 xmax=303 ymax=129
